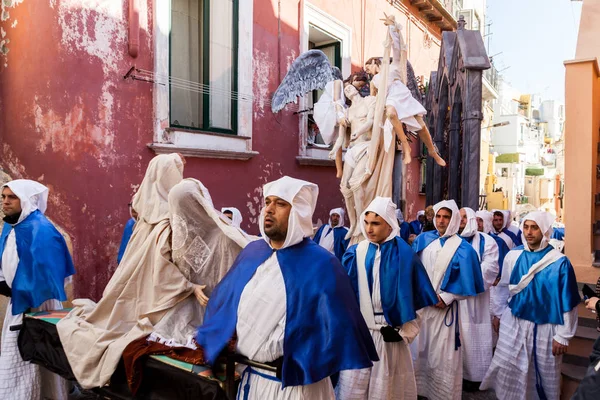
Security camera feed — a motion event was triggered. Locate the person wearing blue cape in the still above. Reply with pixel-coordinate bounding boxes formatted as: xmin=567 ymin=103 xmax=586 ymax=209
xmin=195 ymin=176 xmax=378 ymax=400
xmin=395 ymin=209 xmax=411 ymax=243
xmin=491 ymin=209 xmax=522 ymax=249
xmin=410 ymin=200 xmax=484 ymax=400
xmin=313 ymin=207 xmax=349 ymax=261
xmin=408 ymin=210 xmax=425 ymax=235
xmin=117 ymin=202 xmax=137 ymax=264
xmin=336 ymin=197 xmax=437 ymax=399
xmin=481 ymin=211 xmax=580 ymax=400
xmin=476 ymin=210 xmax=510 ymax=279
xmin=457 ymin=207 xmax=500 ymax=391
xmin=0 ymin=179 xmax=75 ymax=400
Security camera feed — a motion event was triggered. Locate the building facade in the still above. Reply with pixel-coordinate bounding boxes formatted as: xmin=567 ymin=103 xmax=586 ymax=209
xmin=0 ymin=0 xmax=455 ymax=299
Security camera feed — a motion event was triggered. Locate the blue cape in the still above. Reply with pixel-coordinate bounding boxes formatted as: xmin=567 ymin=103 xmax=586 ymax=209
xmin=463 ymin=234 xmax=486 ymax=260
xmin=412 ymin=231 xmax=485 ymax=296
xmin=489 ymin=234 xmax=510 ymax=276
xmin=399 ymin=221 xmax=411 ymax=242
xmin=502 ymin=228 xmax=522 ymax=247
xmin=508 ymin=245 xmax=580 ymax=325
xmin=117 ymin=218 xmax=136 ymax=264
xmin=552 ymin=228 xmax=565 ymax=241
xmin=313 ymin=224 xmax=349 ymax=261
xmin=0 ymin=210 xmax=75 ymax=315
xmin=195 ymin=238 xmax=378 ymax=388
xmin=343 ymin=237 xmax=437 ymax=327
xmin=409 ymin=220 xmax=423 ymax=235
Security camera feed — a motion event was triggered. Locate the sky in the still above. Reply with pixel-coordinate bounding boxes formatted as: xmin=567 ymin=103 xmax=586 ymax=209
xmin=486 ymin=0 xmax=582 ymax=103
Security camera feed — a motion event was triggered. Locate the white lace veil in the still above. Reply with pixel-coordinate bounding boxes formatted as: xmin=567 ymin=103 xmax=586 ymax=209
xmin=169 ymin=179 xmax=253 ymax=290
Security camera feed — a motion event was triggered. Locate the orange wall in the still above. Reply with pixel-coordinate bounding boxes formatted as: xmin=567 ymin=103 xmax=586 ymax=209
xmin=564 ymin=59 xmax=600 ymax=282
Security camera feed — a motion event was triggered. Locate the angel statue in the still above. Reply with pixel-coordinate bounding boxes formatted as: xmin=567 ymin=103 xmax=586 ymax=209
xmin=371 ymin=14 xmax=446 ymax=167
xmin=271 ymin=50 xmax=348 ymax=177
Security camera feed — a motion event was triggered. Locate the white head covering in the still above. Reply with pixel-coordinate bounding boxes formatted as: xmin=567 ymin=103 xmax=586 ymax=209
xmin=475 ymin=210 xmax=494 ymax=234
xmin=417 ymin=210 xmax=425 ymax=217
xmin=395 ymin=209 xmax=405 ymax=224
xmin=460 ymin=207 xmax=478 ymax=238
xmin=133 ymin=153 xmax=184 ymax=225
xmin=259 ymin=176 xmax=318 ymax=250
xmin=491 ymin=209 xmax=510 ymax=232
xmin=433 ymin=200 xmax=461 ymax=238
xmin=520 ymin=211 xmax=555 ymax=251
xmin=360 ymin=197 xmax=399 ymax=243
xmin=221 ymin=207 xmax=243 ymax=228
xmin=2 ymin=179 xmax=49 ymax=224
xmin=329 ymin=207 xmax=345 ymax=228
xmin=504 ymin=210 xmax=514 ymax=229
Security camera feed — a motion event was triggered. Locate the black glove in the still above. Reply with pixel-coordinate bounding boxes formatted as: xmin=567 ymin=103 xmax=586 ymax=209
xmin=380 ymin=326 xmax=403 ymax=343
xmin=0 ymin=281 xmax=12 ymax=297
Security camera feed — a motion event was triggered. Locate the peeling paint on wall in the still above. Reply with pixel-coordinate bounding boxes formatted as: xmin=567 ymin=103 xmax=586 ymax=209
xmin=0 ymin=0 xmax=25 ymax=67
xmin=245 ymin=161 xmax=283 ymax=226
xmin=56 ymin=0 xmax=126 ymax=76
xmin=253 ymin=49 xmax=274 ymax=119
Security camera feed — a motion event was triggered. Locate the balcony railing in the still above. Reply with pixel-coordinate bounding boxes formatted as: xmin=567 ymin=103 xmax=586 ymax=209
xmin=483 ymin=65 xmax=499 ymax=92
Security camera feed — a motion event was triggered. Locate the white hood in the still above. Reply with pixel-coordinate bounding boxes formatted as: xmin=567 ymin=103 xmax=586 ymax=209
xmin=360 ymin=197 xmax=399 ymax=244
xmin=460 ymin=207 xmax=478 ymax=238
xmin=475 ymin=210 xmax=494 ymax=234
xmin=221 ymin=207 xmax=243 ymax=228
xmin=329 ymin=207 xmax=345 ymax=228
xmin=520 ymin=211 xmax=555 ymax=251
xmin=433 ymin=200 xmax=460 ymax=238
xmin=3 ymin=179 xmax=49 ymax=224
xmin=259 ymin=176 xmax=319 ymax=249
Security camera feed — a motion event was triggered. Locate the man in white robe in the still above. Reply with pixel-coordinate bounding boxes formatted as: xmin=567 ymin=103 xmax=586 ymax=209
xmin=313 ymin=208 xmax=349 ymax=261
xmin=336 ymin=197 xmax=437 ymax=400
xmin=0 ymin=180 xmax=75 ymax=400
xmin=458 ymin=207 xmax=499 ymax=391
xmin=411 ymin=200 xmax=484 ymax=400
xmin=196 ymin=176 xmax=378 ymax=400
xmin=491 ymin=210 xmax=522 ymax=249
xmin=480 ymin=211 xmax=580 ymax=400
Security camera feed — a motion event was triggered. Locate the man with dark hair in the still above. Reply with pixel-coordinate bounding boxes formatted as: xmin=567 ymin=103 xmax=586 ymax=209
xmin=337 ymin=197 xmax=437 ymax=399
xmin=411 ymin=200 xmax=484 ymax=399
xmin=491 ymin=209 xmax=522 ymax=249
xmin=196 ymin=176 xmax=378 ymax=399
xmin=481 ymin=211 xmax=580 ymax=400
xmin=0 ymin=180 xmax=75 ymax=399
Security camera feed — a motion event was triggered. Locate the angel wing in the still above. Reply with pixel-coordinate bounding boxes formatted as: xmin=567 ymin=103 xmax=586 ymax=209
xmin=271 ymin=50 xmax=336 ymax=113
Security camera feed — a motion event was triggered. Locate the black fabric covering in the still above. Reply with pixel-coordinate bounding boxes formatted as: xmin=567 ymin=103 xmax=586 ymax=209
xmin=18 ymin=317 xmax=76 ymax=380
xmin=0 ymin=280 xmax=12 ymax=297
xmin=18 ymin=316 xmax=229 ymax=400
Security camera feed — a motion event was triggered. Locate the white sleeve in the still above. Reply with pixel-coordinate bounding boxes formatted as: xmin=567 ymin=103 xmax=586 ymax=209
xmin=399 ymin=315 xmax=420 ymax=344
xmin=439 ymin=291 xmax=467 ymax=305
xmin=481 ymin=234 xmax=500 ymax=291
xmin=553 ymin=307 xmax=578 ymax=346
xmin=490 ymin=251 xmax=519 ymax=317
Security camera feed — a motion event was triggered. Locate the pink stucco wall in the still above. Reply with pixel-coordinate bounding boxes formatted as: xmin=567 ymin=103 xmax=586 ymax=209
xmin=0 ymin=0 xmax=443 ymax=299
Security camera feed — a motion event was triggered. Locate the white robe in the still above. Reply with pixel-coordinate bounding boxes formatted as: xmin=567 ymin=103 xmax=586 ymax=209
xmin=235 ymin=253 xmax=334 ymax=400
xmin=336 ymin=243 xmax=418 ymax=400
xmin=459 ymin=232 xmax=499 ymax=382
xmin=412 ymin=239 xmax=466 ymax=400
xmin=480 ymin=248 xmax=578 ymax=400
xmin=494 ymin=231 xmax=516 ymax=249
xmin=0 ymin=231 xmax=69 ymax=400
xmin=317 ymin=225 xmax=335 ymax=254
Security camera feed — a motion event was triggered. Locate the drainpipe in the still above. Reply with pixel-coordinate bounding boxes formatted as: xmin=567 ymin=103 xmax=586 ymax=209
xmin=128 ymin=0 xmax=140 ymax=58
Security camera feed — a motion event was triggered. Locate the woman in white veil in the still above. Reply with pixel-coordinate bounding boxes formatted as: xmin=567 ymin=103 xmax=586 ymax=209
xmin=151 ymin=179 xmax=254 ymax=346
